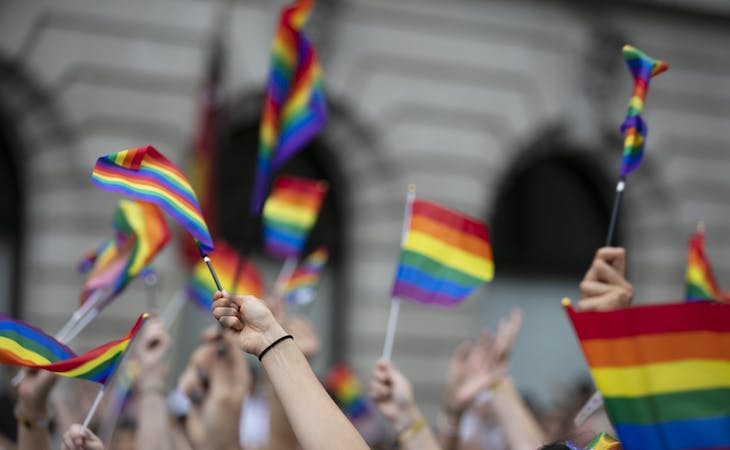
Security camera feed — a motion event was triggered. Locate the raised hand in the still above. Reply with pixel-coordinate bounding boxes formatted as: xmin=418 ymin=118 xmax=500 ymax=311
xmin=578 ymin=247 xmax=633 ymax=311
xmin=212 ymin=291 xmax=287 ymax=356
xmin=369 ymin=359 xmax=419 ymax=430
xmin=61 ymin=424 xmax=105 ymax=450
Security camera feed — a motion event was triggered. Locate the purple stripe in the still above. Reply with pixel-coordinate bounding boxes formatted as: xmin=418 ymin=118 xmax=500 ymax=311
xmin=392 ymin=280 xmax=469 ymax=307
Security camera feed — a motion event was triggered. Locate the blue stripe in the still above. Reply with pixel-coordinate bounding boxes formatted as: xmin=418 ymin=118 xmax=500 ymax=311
xmin=0 ymin=317 xmax=74 ymax=360
xmin=616 ymin=415 xmax=730 ymax=450
xmin=395 ymin=265 xmax=473 ymax=298
xmin=263 ymin=227 xmax=305 ymax=251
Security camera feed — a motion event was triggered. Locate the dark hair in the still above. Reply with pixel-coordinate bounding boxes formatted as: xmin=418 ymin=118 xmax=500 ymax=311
xmin=539 ymin=445 xmax=572 ymax=450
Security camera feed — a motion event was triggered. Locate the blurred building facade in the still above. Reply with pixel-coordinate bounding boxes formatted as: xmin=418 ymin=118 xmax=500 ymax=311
xmin=1 ymin=0 xmax=729 ymax=417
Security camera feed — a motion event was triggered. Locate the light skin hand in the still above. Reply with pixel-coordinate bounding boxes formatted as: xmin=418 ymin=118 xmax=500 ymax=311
xmin=61 ymin=424 xmax=105 ymax=450
xmin=137 ymin=317 xmax=170 ymax=387
xmin=369 ymin=359 xmax=420 ymax=430
xmin=16 ymin=369 xmax=57 ymax=419
xmin=578 ymin=247 xmax=633 ymax=311
xmin=212 ymin=291 xmax=287 ymax=356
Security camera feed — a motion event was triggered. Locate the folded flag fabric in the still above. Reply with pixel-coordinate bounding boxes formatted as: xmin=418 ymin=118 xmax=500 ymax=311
xmin=0 ymin=313 xmax=147 ymax=385
xmin=564 ymin=301 xmax=730 ymax=450
xmin=250 ymin=0 xmax=328 ymax=213
xmin=78 ymin=200 xmax=170 ymax=306
xmin=282 ymin=246 xmax=328 ymax=304
xmin=324 ymin=364 xmax=371 ymax=421
xmin=685 ymin=230 xmax=729 ymax=303
xmin=91 ymin=145 xmax=214 ymax=254
xmin=619 ymin=45 xmax=668 ymax=177
xmin=391 ymin=199 xmax=494 ymax=307
xmin=262 ymin=175 xmax=328 ymax=258
xmin=187 ymin=241 xmax=263 ymax=310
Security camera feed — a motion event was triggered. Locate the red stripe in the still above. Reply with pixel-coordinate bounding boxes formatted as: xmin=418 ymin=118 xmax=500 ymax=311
xmin=411 ymin=200 xmax=488 ymax=241
xmin=273 ymin=176 xmax=328 ymax=196
xmin=565 ymin=301 xmax=730 ymax=340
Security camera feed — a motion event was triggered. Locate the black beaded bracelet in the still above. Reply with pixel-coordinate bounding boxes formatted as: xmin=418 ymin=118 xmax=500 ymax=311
xmin=258 ymin=334 xmax=294 ymax=361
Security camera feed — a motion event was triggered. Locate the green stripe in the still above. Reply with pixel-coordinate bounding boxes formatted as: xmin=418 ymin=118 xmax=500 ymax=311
xmin=398 ymin=250 xmax=483 ymax=286
xmin=73 ymin=352 xmax=120 ymax=382
xmin=0 ymin=330 xmax=60 ymax=362
xmin=605 ymin=387 xmax=730 ymax=424
xmin=686 ymin=284 xmax=714 ymax=300
xmin=266 ymin=221 xmax=305 ymax=236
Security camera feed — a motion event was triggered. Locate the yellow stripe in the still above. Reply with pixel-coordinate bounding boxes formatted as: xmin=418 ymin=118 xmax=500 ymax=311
xmin=0 ymin=337 xmax=53 ymax=365
xmin=264 ymin=197 xmax=317 ymax=228
xmin=687 ymin=266 xmax=710 ymax=285
xmin=404 ymin=231 xmax=493 ymax=281
xmin=139 ymin=159 xmax=192 ymax=194
xmin=57 ymin=341 xmax=128 ymax=378
xmin=628 ymin=97 xmax=644 ymax=111
xmin=592 ymin=359 xmax=730 ymax=397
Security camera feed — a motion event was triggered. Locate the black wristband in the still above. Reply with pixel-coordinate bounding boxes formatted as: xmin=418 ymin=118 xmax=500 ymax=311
xmin=258 ymin=335 xmax=294 ymax=361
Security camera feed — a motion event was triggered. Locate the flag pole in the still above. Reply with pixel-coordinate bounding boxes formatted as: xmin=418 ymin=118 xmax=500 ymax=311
xmin=144 ymin=271 xmax=159 ymax=314
xmin=604 ymin=177 xmax=625 ymax=247
xmin=199 ymin=248 xmax=223 ymax=292
xmin=81 ymin=385 xmax=106 ymax=432
xmin=274 ymin=256 xmax=299 ymax=299
xmin=381 ymin=184 xmax=416 ymax=361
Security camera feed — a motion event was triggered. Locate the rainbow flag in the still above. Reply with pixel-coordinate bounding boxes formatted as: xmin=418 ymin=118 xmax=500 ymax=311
xmin=324 ymin=364 xmax=371 ymax=421
xmin=283 ymin=246 xmax=328 ymax=304
xmin=250 ymin=0 xmax=328 ymax=213
xmin=91 ymin=145 xmax=214 ymax=253
xmin=78 ymin=200 xmax=170 ymax=306
xmin=565 ymin=301 xmax=730 ymax=450
xmin=685 ymin=230 xmax=728 ymax=303
xmin=392 ymin=199 xmax=494 ymax=307
xmin=0 ymin=313 xmax=147 ymax=385
xmin=187 ymin=241 xmax=263 ymax=310
xmin=262 ymin=176 xmax=328 ymax=258
xmin=619 ymin=45 xmax=668 ymax=177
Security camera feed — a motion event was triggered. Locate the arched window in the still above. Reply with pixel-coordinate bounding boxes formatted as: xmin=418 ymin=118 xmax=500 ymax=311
xmin=482 ymin=148 xmax=615 ymax=408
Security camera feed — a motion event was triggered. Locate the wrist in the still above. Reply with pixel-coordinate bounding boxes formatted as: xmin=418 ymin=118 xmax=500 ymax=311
xmin=393 ymin=404 xmax=422 ymax=432
xmin=15 ymin=402 xmax=48 ymax=421
xmin=258 ymin=323 xmax=288 ymax=355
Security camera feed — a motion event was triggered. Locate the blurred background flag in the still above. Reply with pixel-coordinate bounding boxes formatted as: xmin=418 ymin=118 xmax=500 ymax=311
xmin=282 ymin=246 xmax=328 ymax=304
xmin=250 ymin=0 xmax=328 ymax=213
xmin=685 ymin=227 xmax=729 ymax=303
xmin=391 ymin=198 xmax=494 ymax=307
xmin=262 ymin=175 xmax=328 ymax=259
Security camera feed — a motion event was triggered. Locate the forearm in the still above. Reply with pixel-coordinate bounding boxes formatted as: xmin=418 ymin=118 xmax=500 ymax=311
xmin=262 ymin=339 xmax=368 ymax=450
xmin=202 ymin=401 xmax=242 ymax=450
xmin=491 ymin=378 xmax=545 ymax=450
xmin=16 ymin=403 xmax=50 ymax=450
xmin=436 ymin=409 xmax=462 ymax=450
xmin=266 ymin=384 xmax=299 ymax=450
xmin=397 ymin=410 xmax=441 ymax=450
xmin=135 ymin=388 xmax=172 ymax=450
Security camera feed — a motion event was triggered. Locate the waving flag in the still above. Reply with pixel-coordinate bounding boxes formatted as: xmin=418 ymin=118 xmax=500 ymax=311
xmin=250 ymin=0 xmax=328 ymax=213
xmin=392 ymin=199 xmax=493 ymax=307
xmin=565 ymin=301 xmax=730 ymax=450
xmin=0 ymin=313 xmax=147 ymax=385
xmin=262 ymin=176 xmax=328 ymax=258
xmin=685 ymin=230 xmax=728 ymax=303
xmin=324 ymin=364 xmax=371 ymax=421
xmin=187 ymin=241 xmax=263 ymax=311
xmin=78 ymin=200 xmax=170 ymax=306
xmin=91 ymin=145 xmax=213 ymax=253
xmin=619 ymin=46 xmax=668 ymax=177
xmin=283 ymin=246 xmax=328 ymax=304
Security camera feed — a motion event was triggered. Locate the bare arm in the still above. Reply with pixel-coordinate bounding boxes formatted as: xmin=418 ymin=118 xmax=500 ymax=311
xmin=491 ymin=378 xmax=545 ymax=450
xmin=212 ymin=291 xmax=368 ymax=450
xmin=16 ymin=370 xmax=56 ymax=450
xmin=135 ymin=318 xmax=172 ymax=450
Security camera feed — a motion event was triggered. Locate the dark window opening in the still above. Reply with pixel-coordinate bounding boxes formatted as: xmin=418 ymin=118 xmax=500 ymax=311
xmin=490 ymin=152 xmax=615 ymax=278
xmin=0 ymin=109 xmax=23 ymax=317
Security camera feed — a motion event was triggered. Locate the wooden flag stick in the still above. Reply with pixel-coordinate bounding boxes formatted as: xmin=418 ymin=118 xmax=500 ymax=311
xmin=605 ymin=177 xmax=625 ymax=247
xmin=381 ymin=184 xmax=416 ymax=361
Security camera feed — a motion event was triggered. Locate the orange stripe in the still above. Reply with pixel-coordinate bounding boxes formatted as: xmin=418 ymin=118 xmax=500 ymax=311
xmin=272 ymin=189 xmax=323 ymax=211
xmin=581 ymin=331 xmax=730 ymax=367
xmin=409 ymin=215 xmax=492 ymax=258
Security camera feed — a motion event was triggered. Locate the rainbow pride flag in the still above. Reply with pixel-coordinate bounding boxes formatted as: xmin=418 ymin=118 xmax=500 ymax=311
xmin=392 ymin=199 xmax=493 ymax=307
xmin=91 ymin=145 xmax=213 ymax=253
xmin=565 ymin=301 xmax=730 ymax=450
xmin=250 ymin=0 xmax=328 ymax=213
xmin=0 ymin=313 xmax=147 ymax=385
xmin=685 ymin=230 xmax=728 ymax=303
xmin=324 ymin=364 xmax=371 ymax=421
xmin=262 ymin=176 xmax=328 ymax=258
xmin=283 ymin=246 xmax=328 ymax=304
xmin=187 ymin=241 xmax=263 ymax=310
xmin=619 ymin=46 xmax=668 ymax=177
xmin=78 ymin=200 xmax=170 ymax=306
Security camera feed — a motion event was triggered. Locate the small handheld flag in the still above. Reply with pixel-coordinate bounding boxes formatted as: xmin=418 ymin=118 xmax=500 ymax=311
xmin=605 ymin=46 xmax=667 ymax=246
xmin=282 ymin=246 xmax=328 ymax=304
xmin=324 ymin=364 xmax=372 ymax=421
xmin=263 ymin=176 xmax=328 ymax=258
xmin=685 ymin=227 xmax=728 ymax=303
xmin=0 ymin=313 xmax=147 ymax=385
xmin=391 ymin=199 xmax=494 ymax=307
xmin=564 ymin=300 xmax=730 ymax=450
xmin=250 ymin=0 xmax=328 ymax=213
xmin=187 ymin=241 xmax=263 ymax=311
